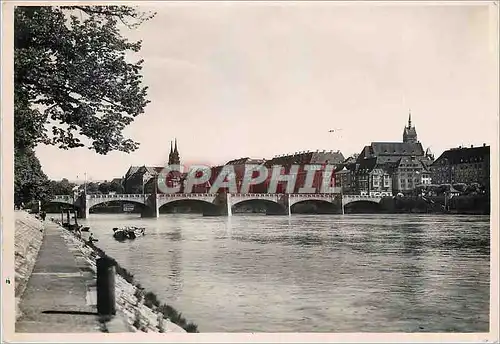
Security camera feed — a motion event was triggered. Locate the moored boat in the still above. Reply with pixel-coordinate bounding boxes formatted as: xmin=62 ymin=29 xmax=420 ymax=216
xmin=112 ymin=226 xmax=146 ymax=240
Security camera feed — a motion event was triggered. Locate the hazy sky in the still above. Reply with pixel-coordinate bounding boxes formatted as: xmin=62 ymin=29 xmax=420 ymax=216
xmin=35 ymin=2 xmax=498 ymax=181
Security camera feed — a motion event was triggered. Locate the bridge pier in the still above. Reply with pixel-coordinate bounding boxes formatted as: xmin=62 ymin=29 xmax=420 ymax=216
xmin=266 ymin=194 xmax=290 ymax=216
xmin=75 ymin=194 xmax=89 ymax=219
xmin=141 ymin=194 xmax=159 ymax=218
xmin=203 ymin=193 xmax=232 ymax=216
xmin=77 ymin=206 xmax=90 ymax=219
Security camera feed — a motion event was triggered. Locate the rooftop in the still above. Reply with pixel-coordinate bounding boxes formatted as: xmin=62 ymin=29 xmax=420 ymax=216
xmin=266 ymin=150 xmax=344 ymax=166
xmin=226 ymin=157 xmax=266 ymax=165
xmin=433 ymin=145 xmax=490 ymax=165
xmin=369 ymin=142 xmax=424 ymax=156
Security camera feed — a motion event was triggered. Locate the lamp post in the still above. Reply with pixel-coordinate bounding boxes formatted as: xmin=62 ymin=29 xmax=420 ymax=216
xmin=142 ymin=174 xmax=146 ymax=195
xmin=340 ymin=187 xmax=344 ymax=215
xmin=154 ymin=174 xmax=158 ymax=195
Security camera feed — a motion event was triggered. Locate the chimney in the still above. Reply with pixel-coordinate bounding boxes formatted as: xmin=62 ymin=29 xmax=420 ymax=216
xmin=471 ymin=145 xmax=473 ymax=148
xmin=483 ymin=143 xmax=486 ymax=147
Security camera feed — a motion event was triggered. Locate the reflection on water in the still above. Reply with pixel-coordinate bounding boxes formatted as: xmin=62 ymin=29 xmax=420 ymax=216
xmin=79 ymin=213 xmax=490 ymax=332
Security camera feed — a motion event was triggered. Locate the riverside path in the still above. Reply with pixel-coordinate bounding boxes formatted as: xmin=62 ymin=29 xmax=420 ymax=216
xmin=15 ymin=220 xmax=121 ymax=333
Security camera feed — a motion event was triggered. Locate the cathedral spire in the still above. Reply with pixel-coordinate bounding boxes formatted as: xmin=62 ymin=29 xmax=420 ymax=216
xmin=168 ymin=138 xmax=180 ymax=165
xmin=403 ymin=110 xmax=418 ymax=143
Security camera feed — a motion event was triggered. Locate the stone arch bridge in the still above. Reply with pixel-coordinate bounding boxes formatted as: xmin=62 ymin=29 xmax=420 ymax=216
xmin=48 ymin=193 xmax=383 ymax=218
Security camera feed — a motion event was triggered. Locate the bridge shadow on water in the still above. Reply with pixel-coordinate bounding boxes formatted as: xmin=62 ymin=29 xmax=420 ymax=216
xmin=232 ymin=199 xmax=286 ymax=215
xmin=344 ymin=200 xmax=383 ymax=214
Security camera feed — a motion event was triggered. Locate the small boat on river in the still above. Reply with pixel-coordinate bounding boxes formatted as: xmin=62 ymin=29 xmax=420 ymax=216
xmin=112 ymin=226 xmax=146 ymax=240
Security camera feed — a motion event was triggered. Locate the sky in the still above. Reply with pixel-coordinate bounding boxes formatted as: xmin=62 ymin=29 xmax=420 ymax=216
xmin=35 ymin=2 xmax=498 ymax=181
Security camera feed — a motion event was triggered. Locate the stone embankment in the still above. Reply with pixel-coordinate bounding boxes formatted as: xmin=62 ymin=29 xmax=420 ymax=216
xmin=14 ymin=211 xmax=45 ymax=319
xmin=15 ymin=211 xmax=190 ymax=333
xmin=57 ymin=228 xmax=188 ymax=333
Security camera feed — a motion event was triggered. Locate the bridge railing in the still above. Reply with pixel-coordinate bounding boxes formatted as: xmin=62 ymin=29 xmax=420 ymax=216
xmin=344 ymin=194 xmax=383 ymax=199
xmin=88 ymin=194 xmax=145 ymax=199
xmin=158 ymin=193 xmax=218 ymax=198
xmin=289 ymin=194 xmax=337 ymax=198
xmin=52 ymin=195 xmax=73 ymax=200
xmin=52 ymin=192 xmax=385 ymax=200
xmin=231 ymin=193 xmax=280 ymax=197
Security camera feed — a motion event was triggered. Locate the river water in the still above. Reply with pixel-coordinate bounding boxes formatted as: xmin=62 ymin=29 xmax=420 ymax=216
xmin=78 ymin=213 xmax=490 ymax=332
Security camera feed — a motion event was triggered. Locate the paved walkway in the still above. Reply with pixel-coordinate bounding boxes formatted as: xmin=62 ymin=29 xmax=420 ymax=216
xmin=15 ymin=221 xmax=103 ymax=333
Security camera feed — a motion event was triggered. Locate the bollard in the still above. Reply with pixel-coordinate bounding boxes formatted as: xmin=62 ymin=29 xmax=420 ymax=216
xmin=96 ymin=256 xmax=116 ymax=316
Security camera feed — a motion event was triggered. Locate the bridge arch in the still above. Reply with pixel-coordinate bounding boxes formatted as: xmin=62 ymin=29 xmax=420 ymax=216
xmin=290 ymin=199 xmax=337 ymax=214
xmin=46 ymin=196 xmax=74 ymax=206
xmin=158 ymin=198 xmax=219 ymax=214
xmin=231 ymin=198 xmax=285 ymax=214
xmin=86 ymin=194 xmax=147 ymax=210
xmin=343 ymin=199 xmax=380 ymax=206
xmin=343 ymin=200 xmax=382 ymax=213
xmin=342 ymin=195 xmax=382 ymax=206
xmin=87 ymin=199 xmax=148 ymax=212
xmin=42 ymin=201 xmax=79 ymax=212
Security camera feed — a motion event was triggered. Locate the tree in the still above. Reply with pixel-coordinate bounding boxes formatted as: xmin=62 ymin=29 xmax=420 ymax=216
xmin=14 ymin=148 xmax=52 ymax=207
xmin=109 ymin=180 xmax=125 ymax=193
xmin=15 ymin=6 xmax=155 ymax=153
xmin=86 ymin=182 xmax=100 ymax=194
xmin=98 ymin=181 xmax=111 ymax=194
xmin=47 ymin=178 xmax=77 ymax=195
xmin=14 ymin=6 xmax=154 ymax=206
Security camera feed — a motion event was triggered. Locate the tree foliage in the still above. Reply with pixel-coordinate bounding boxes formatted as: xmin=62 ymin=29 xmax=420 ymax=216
xmin=86 ymin=181 xmax=100 ymax=194
xmin=97 ymin=179 xmax=125 ymax=194
xmin=15 ymin=5 xmax=155 ymax=154
xmin=14 ymin=6 xmax=154 ymax=206
xmin=47 ymin=178 xmax=77 ymax=195
xmin=14 ymin=148 xmax=52 ymax=207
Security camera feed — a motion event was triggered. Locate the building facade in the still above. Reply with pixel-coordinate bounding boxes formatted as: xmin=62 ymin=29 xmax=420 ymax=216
xmin=392 ymin=156 xmax=432 ymax=194
xmin=351 ymin=113 xmax=434 ymax=195
xmin=431 ymin=144 xmax=490 ymax=188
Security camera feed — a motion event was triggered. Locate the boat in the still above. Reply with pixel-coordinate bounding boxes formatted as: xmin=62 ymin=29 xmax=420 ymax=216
xmin=112 ymin=226 xmax=146 ymax=240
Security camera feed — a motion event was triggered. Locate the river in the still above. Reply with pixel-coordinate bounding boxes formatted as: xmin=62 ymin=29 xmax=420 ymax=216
xmin=78 ymin=213 xmax=490 ymax=332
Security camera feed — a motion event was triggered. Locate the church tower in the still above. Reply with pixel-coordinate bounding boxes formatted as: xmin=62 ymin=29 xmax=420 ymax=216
xmin=168 ymin=139 xmax=180 ymax=165
xmin=403 ymin=110 xmax=418 ymax=143
xmin=168 ymin=141 xmax=173 ymax=165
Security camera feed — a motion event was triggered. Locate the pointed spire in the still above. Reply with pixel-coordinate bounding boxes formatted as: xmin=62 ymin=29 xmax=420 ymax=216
xmin=408 ymin=109 xmax=412 ymax=128
xmin=169 ymin=141 xmax=173 ymax=154
xmin=174 ymin=138 xmax=178 ymax=153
